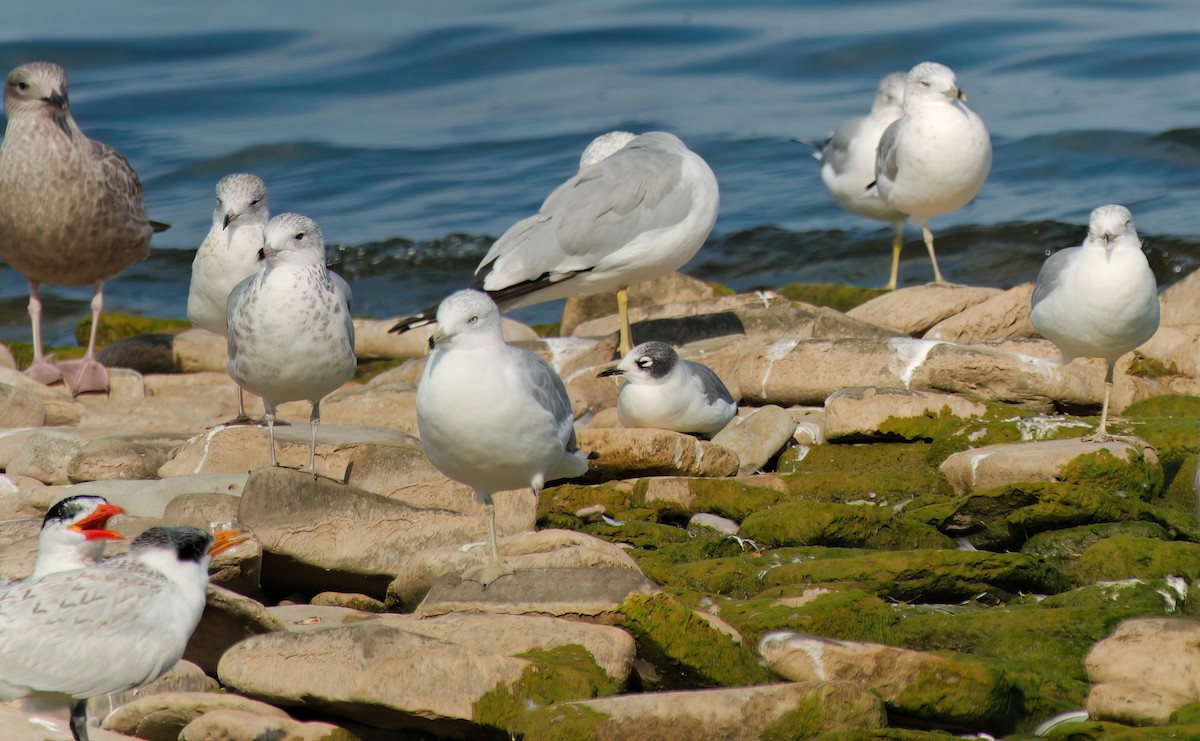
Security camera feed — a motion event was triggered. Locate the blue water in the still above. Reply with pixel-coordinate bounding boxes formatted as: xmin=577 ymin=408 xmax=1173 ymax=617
xmin=1 ymin=0 xmax=1198 ymax=344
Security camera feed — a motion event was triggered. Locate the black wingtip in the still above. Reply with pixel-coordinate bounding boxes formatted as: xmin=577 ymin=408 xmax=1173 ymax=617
xmin=389 ymin=300 xmax=442 ymax=335
xmin=150 ymin=220 xmax=171 ymax=233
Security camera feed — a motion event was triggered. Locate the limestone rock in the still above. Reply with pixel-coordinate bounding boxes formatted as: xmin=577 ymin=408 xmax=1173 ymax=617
xmin=847 ymin=284 xmax=1003 ymax=336
xmin=237 ymin=466 xmax=493 ymax=597
xmin=1159 ymin=266 xmax=1200 ymax=326
xmin=415 ymin=566 xmax=660 ymax=619
xmin=89 ymin=661 xmax=219 ymax=725
xmin=1086 ymin=617 xmax=1200 ymax=725
xmin=560 ymin=682 xmax=886 ymax=738
xmin=940 ymin=437 xmax=1158 ymax=496
xmin=158 ymin=424 xmax=418 ymax=479
xmin=789 ymin=406 xmax=826 ymax=445
xmin=50 ymin=474 xmax=248 ymax=518
xmin=823 ymin=386 xmax=987 ymax=442
xmin=102 ymin=692 xmax=289 ymax=741
xmin=0 ymin=383 xmax=45 ymax=427
xmin=162 ymin=492 xmax=241 ymax=527
xmin=185 ymin=585 xmax=284 ymax=675
xmin=0 ymin=342 xmax=14 ymax=368
xmin=67 ymin=437 xmax=174 ymax=483
xmin=0 ymin=367 xmax=85 ymax=425
xmin=759 ymin=631 xmax=1020 ymax=731
xmin=578 ymin=428 xmax=739 ymax=480
xmin=218 ymin=623 xmax=529 ymax=733
xmin=561 ymin=272 xmax=715 ymax=336
xmin=924 ymin=282 xmax=1038 ymax=343
xmin=310 ymin=591 xmax=387 ymax=612
xmin=386 ymin=529 xmax=641 ymax=610
xmin=0 ymin=705 xmax=137 ymax=740
xmin=172 ymin=328 xmax=228 ymax=373
xmin=7 ymin=430 xmax=90 ymax=484
xmin=320 ymin=382 xmax=419 ymax=436
xmin=179 ymin=710 xmax=356 ymax=741
xmin=710 ymin=405 xmax=796 ymax=474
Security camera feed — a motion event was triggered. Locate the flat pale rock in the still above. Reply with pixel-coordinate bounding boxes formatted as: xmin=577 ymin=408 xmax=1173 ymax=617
xmin=0 ymin=383 xmax=45 ymax=427
xmin=268 ymin=603 xmax=384 ymax=633
xmin=89 ymin=660 xmax=219 ymax=725
xmin=184 ymin=585 xmax=284 ymax=675
xmin=1086 ymin=617 xmax=1200 ymax=725
xmin=67 ymin=437 xmax=174 ymax=483
xmin=578 ymin=428 xmax=739 ymax=480
xmin=49 ymin=474 xmax=248 ymax=518
xmin=563 ymin=681 xmax=886 ymax=738
xmin=6 ymin=429 xmax=90 ymax=484
xmin=415 ymin=566 xmax=660 ymax=619
xmin=158 ymin=424 xmax=418 ymax=479
xmin=710 ymin=404 xmax=796 ymax=475
xmin=102 ymin=692 xmax=289 ymax=741
xmin=237 ymin=466 xmax=495 ymax=597
xmin=940 ymin=437 xmax=1157 ymax=496
xmin=179 ymin=709 xmax=355 ymax=741
xmin=789 ymin=406 xmax=826 ymax=445
xmin=218 ymin=622 xmax=529 ymax=733
xmin=1159 ymin=265 xmax=1200 ymax=326
xmin=162 ymin=492 xmax=241 ymax=526
xmin=759 ymin=631 xmax=1019 ymax=730
xmin=0 ymin=366 xmax=84 ymax=425
xmin=0 ymin=706 xmax=137 ymax=741
xmin=823 ymin=386 xmax=987 ymax=442
xmin=320 ymin=382 xmax=419 ymax=436
xmin=847 ymin=284 xmax=1002 ymax=336
xmin=172 ymin=328 xmax=229 ymax=373
xmin=570 ymin=290 xmax=787 ymax=339
xmin=387 ymin=529 xmax=641 ymax=610
xmin=1137 ymin=324 xmax=1200 ymax=378
xmin=0 ymin=342 xmax=14 ymax=368
xmin=562 ymin=271 xmax=715 ymax=336
xmin=924 ymin=282 xmax=1038 ymax=343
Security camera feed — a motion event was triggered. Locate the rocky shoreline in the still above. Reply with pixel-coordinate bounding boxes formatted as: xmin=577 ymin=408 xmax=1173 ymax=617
xmin=3 ymin=272 xmax=1200 ymax=740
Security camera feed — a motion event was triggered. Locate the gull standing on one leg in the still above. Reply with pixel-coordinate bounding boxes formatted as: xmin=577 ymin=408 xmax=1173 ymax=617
xmin=0 ymin=62 xmax=168 ymax=394
xmin=802 ymin=71 xmax=910 ymax=289
xmin=391 ymin=131 xmax=720 ymax=356
xmin=188 ymin=173 xmax=270 ymax=424
xmin=226 ymin=213 xmax=357 ymax=472
xmin=416 ymin=289 xmax=588 ymax=586
xmin=1030 ymin=205 xmax=1159 ymax=439
xmin=870 ymin=62 xmax=991 ymax=286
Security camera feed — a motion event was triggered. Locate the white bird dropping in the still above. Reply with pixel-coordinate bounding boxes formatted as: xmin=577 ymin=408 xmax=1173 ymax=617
xmin=1031 ymin=204 xmax=1159 ymax=438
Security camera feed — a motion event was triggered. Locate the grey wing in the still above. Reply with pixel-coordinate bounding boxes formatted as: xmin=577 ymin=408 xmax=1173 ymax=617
xmin=686 ymin=360 xmax=735 ymax=405
xmin=1031 ymin=247 xmax=1077 ymax=308
xmin=225 ymin=274 xmax=257 ymax=360
xmin=479 ymin=141 xmax=692 ymax=281
xmin=521 ymin=350 xmax=577 ymax=447
xmin=0 ymin=569 xmax=171 ymax=698
xmin=89 ymin=139 xmax=152 ymax=232
xmin=331 ymin=271 xmax=356 ymax=347
xmin=874 ymin=119 xmax=902 ymax=185
xmin=819 ymin=116 xmax=863 ymax=176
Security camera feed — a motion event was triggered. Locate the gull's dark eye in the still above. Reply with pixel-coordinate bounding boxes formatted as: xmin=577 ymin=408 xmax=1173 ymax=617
xmin=637 ymin=357 xmax=652 ymax=368
xmin=250 ymin=199 xmax=262 ymax=206
xmin=15 ymin=81 xmax=28 ymax=92
xmin=294 ymin=232 xmax=304 ymax=241
xmin=468 ymin=315 xmax=479 ymax=325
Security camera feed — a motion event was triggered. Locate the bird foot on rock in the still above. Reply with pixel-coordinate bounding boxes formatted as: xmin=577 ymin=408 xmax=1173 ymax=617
xmin=461 ymin=560 xmax=515 ymax=588
xmin=59 ymin=358 xmax=109 ymax=396
xmin=24 ymin=358 xmax=64 ymax=386
xmin=220 ymin=414 xmax=265 ymax=427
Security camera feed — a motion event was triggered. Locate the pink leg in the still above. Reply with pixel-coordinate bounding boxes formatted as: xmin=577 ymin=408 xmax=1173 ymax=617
xmin=24 ymin=280 xmax=63 ymax=385
xmin=60 ymin=282 xmax=110 ymax=395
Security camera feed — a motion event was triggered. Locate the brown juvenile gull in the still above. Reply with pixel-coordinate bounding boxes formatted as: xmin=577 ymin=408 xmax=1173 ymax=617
xmin=0 ymin=62 xmax=168 ymax=394
xmin=391 ymin=131 xmax=720 ymax=356
xmin=226 ymin=212 xmax=357 ymax=472
xmin=416 ymin=289 xmax=588 ymax=586
xmin=188 ymin=173 xmax=270 ymax=423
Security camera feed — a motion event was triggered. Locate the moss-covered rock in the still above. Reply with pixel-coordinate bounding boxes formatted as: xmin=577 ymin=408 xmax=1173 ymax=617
xmin=539 ymin=483 xmax=639 ymax=520
xmin=473 ymin=645 xmax=620 ymax=736
xmin=1057 ymin=446 xmax=1164 ymax=499
xmin=76 ymin=312 xmax=190 ymax=349
xmin=777 ymin=442 xmax=950 ymax=502
xmin=1036 ymin=580 xmax=1175 ymax=612
xmin=740 ymin=501 xmax=956 ymax=550
xmin=1021 ymin=522 xmax=1173 ymax=570
xmin=814 ymin=731 xmax=963 ymax=740
xmin=878 ymin=405 xmax=1092 ymax=465
xmin=1070 ymin=536 xmax=1200 ymax=588
xmin=1043 ymin=720 xmax=1200 ymax=740
xmin=776 ymin=282 xmax=887 ymax=313
xmin=633 ymin=477 xmax=792 ymax=521
xmin=716 ymin=590 xmax=901 ymax=646
xmin=614 ymin=593 xmax=771 ymax=689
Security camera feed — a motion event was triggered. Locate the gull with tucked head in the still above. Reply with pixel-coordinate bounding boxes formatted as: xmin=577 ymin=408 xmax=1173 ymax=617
xmin=1030 ymin=204 xmax=1160 ymax=439
xmin=417 ymin=289 xmax=588 ymax=586
xmin=599 ymin=341 xmax=736 ymax=439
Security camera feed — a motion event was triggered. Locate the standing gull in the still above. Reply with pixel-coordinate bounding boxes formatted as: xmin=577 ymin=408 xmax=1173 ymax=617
xmin=869 ymin=62 xmax=991 ymax=285
xmin=802 ymin=72 xmax=909 ymax=289
xmin=599 ymin=341 xmax=736 ymax=438
xmin=0 ymin=526 xmax=246 ymax=741
xmin=0 ymin=62 xmax=168 ymax=394
xmin=392 ymin=131 xmax=720 ymax=356
xmin=1030 ymin=205 xmax=1159 ymax=439
xmin=188 ymin=173 xmax=270 ymax=423
xmin=417 ymin=289 xmax=588 ymax=586
xmin=226 ymin=213 xmax=357 ymax=472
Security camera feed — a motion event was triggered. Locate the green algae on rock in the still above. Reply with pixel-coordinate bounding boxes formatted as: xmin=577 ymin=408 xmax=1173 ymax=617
xmin=739 ymin=501 xmax=956 ymax=550
xmin=775 ymin=283 xmax=887 ymax=313
xmin=1020 ymin=522 xmax=1173 ymax=570
xmin=76 ymin=312 xmax=191 ymax=349
xmin=776 ymin=441 xmax=950 ymax=502
xmin=715 ymin=590 xmax=901 ymax=646
xmin=1070 ymin=536 xmax=1200 ymax=597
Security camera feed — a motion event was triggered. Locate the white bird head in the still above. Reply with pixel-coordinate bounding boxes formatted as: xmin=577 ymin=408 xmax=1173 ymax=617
xmin=4 ymin=62 xmax=70 ymax=120
xmin=905 ymin=62 xmax=966 ymax=105
xmin=216 ymin=173 xmax=269 ymax=231
xmin=579 ymin=131 xmax=637 ymax=169
xmin=259 ymin=212 xmax=327 ymax=267
xmin=31 ymin=495 xmax=125 ymax=579
xmin=873 ymin=71 xmax=907 ymax=113
xmin=598 ymin=341 xmax=679 ymax=384
xmin=430 ymin=289 xmax=503 ymax=348
xmin=1086 ymin=204 xmax=1140 ymax=253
